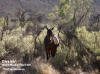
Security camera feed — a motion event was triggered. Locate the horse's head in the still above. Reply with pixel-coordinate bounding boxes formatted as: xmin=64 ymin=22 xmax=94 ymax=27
xmin=46 ymin=27 xmax=54 ymax=43
xmin=46 ymin=27 xmax=54 ymax=36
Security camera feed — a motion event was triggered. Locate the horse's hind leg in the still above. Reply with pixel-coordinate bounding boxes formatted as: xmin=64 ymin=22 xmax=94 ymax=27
xmin=46 ymin=53 xmax=49 ymax=60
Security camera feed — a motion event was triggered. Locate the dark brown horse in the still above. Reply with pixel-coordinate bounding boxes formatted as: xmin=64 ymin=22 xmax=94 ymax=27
xmin=44 ymin=27 xmax=59 ymax=60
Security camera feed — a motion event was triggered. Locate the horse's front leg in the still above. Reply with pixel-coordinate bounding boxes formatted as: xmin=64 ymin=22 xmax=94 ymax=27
xmin=51 ymin=47 xmax=57 ymax=57
xmin=46 ymin=48 xmax=50 ymax=60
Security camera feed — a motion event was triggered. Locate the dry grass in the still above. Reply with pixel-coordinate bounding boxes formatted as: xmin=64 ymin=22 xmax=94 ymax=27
xmin=32 ymin=57 xmax=60 ymax=74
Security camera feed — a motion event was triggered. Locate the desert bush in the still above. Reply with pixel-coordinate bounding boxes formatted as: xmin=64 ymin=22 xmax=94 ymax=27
xmin=0 ymin=28 xmax=2 ymax=40
xmin=0 ymin=17 xmax=5 ymax=27
xmin=2 ymin=27 xmax=23 ymax=51
xmin=0 ymin=41 xmax=7 ymax=57
xmin=1 ymin=27 xmax=35 ymax=55
xmin=48 ymin=13 xmax=57 ymax=21
xmin=76 ymin=26 xmax=100 ymax=54
xmin=36 ymin=29 xmax=47 ymax=46
xmin=22 ymin=35 xmax=35 ymax=53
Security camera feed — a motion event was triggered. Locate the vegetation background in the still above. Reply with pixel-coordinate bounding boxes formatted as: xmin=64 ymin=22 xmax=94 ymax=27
xmin=0 ymin=0 xmax=100 ymax=74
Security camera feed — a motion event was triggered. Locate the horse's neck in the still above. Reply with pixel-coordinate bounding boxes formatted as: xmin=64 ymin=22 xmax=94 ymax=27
xmin=54 ymin=35 xmax=59 ymax=43
xmin=53 ymin=35 xmax=59 ymax=45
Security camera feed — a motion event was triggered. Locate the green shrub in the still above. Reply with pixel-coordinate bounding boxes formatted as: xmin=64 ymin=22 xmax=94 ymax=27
xmin=48 ymin=13 xmax=57 ymax=20
xmin=76 ymin=26 xmax=100 ymax=54
xmin=0 ymin=17 xmax=5 ymax=27
xmin=22 ymin=35 xmax=35 ymax=53
xmin=2 ymin=27 xmax=35 ymax=54
xmin=0 ymin=41 xmax=7 ymax=57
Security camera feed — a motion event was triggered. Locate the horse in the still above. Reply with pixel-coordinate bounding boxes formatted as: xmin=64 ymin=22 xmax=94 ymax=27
xmin=44 ymin=27 xmax=59 ymax=60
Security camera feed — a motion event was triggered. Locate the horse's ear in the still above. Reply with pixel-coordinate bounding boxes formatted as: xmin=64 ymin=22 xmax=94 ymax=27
xmin=45 ymin=26 xmax=48 ymax=30
xmin=46 ymin=27 xmax=49 ymax=30
xmin=51 ymin=27 xmax=54 ymax=30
